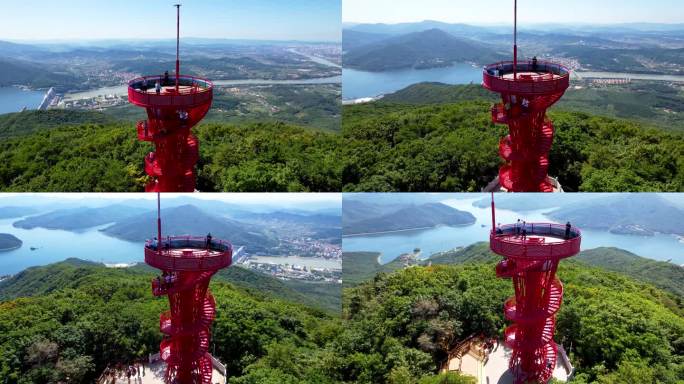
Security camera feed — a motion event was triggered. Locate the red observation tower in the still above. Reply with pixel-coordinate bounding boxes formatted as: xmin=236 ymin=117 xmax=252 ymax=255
xmin=128 ymin=4 xmax=213 ymax=192
xmin=489 ymin=194 xmax=581 ymax=383
xmin=145 ymin=194 xmax=232 ymax=383
xmin=483 ymin=0 xmax=570 ymax=192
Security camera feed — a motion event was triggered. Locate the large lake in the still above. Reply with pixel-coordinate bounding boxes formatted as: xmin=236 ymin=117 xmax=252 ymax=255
xmin=343 ymin=64 xmax=483 ymax=101
xmin=0 ymin=87 xmax=45 ymax=114
xmin=0 ymin=218 xmax=143 ymax=275
xmin=343 ymin=198 xmax=684 ymax=265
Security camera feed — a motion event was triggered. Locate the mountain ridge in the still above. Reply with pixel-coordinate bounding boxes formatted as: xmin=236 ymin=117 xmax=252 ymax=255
xmin=344 ymin=202 xmax=476 ymax=235
xmin=343 ymin=28 xmax=500 ymax=71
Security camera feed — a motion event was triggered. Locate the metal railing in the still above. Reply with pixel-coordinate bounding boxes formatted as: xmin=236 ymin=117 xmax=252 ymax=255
xmin=483 ymin=61 xmax=570 ymax=94
xmin=490 ymin=223 xmax=581 ymax=259
xmin=144 ymin=236 xmax=232 ymax=271
xmin=128 ymin=75 xmax=213 ymax=107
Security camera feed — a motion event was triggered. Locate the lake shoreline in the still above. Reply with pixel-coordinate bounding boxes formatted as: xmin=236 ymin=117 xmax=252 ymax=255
xmin=344 ymin=222 xmax=475 ymax=238
xmin=0 ymin=244 xmax=22 ymax=252
xmin=343 ymin=63 xmax=482 ymax=101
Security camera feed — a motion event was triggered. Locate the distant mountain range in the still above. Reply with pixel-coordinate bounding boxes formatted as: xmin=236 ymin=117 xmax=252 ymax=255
xmin=343 ymin=28 xmax=501 ymax=71
xmin=344 ymin=201 xmax=476 ymax=235
xmin=471 ymin=193 xmax=603 ymax=211
xmin=13 ymin=205 xmax=146 ymax=231
xmin=0 ymin=57 xmax=78 ymax=90
xmin=343 ymin=21 xmax=684 ymax=74
xmin=473 ymin=194 xmax=684 ymax=236
xmin=3 ymin=202 xmax=341 ymax=254
xmin=545 ymin=195 xmax=684 ymax=236
xmin=101 ymin=204 xmax=278 ymax=252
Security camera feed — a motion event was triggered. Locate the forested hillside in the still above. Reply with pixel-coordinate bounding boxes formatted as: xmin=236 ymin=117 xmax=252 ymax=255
xmin=0 ymin=260 xmax=341 ymax=384
xmin=342 ymin=247 xmax=684 ymax=383
xmin=0 ymin=113 xmax=342 ymax=192
xmin=1 ymin=245 xmax=682 ymax=383
xmin=342 ymin=98 xmax=684 ymax=192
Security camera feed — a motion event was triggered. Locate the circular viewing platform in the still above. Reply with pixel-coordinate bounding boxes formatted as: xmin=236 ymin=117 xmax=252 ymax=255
xmin=144 ymin=236 xmax=232 ymax=272
xmin=490 ymin=223 xmax=581 ymax=260
xmin=483 ymin=61 xmax=570 ymax=95
xmin=128 ymin=75 xmax=213 ymax=108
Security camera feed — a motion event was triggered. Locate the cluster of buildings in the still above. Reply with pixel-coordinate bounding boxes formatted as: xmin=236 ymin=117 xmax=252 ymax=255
xmin=591 ymin=78 xmax=632 ymax=86
xmin=281 ymin=237 xmax=342 ymax=259
xmin=80 ymin=68 xmax=138 ymax=89
xmin=60 ymin=93 xmax=128 ymax=110
xmin=241 ymin=258 xmax=341 ymax=283
xmin=230 ymin=239 xmax=341 ymax=282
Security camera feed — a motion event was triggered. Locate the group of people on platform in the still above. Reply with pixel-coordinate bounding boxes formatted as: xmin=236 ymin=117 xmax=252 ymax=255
xmin=100 ymin=361 xmax=145 ymax=384
xmin=139 ymin=71 xmax=172 ymax=95
xmin=155 ymin=271 xmax=178 ymax=291
xmin=495 ymin=220 xmax=575 ymax=240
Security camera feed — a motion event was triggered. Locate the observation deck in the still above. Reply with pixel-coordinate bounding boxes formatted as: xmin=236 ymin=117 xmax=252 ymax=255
xmin=483 ymin=61 xmax=570 ymax=96
xmin=144 ymin=236 xmax=232 ymax=272
xmin=490 ymin=223 xmax=581 ymax=260
xmin=128 ymin=75 xmax=213 ymax=109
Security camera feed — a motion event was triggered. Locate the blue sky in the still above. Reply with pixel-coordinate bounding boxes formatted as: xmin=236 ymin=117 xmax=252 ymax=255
xmin=2 ymin=0 xmax=341 ymax=42
xmin=343 ymin=0 xmax=684 ymax=25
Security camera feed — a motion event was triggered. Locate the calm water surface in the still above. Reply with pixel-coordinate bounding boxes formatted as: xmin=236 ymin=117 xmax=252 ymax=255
xmin=343 ymin=64 xmax=482 ymax=100
xmin=0 ymin=87 xmax=45 ymax=114
xmin=0 ymin=218 xmax=143 ymax=275
xmin=343 ymin=198 xmax=684 ymax=265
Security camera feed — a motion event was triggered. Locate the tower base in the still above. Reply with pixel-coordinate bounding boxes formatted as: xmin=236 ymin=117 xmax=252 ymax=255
xmin=483 ymin=176 xmax=564 ymax=193
xmin=441 ymin=337 xmax=574 ymax=384
xmin=97 ymin=353 xmax=228 ymax=384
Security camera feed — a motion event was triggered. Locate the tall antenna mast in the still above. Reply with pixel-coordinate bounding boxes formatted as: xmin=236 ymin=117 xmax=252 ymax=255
xmin=513 ymin=0 xmax=518 ymax=79
xmin=174 ymin=4 xmax=181 ymax=92
xmin=157 ymin=192 xmax=162 ymax=252
xmin=491 ymin=192 xmax=496 ymax=233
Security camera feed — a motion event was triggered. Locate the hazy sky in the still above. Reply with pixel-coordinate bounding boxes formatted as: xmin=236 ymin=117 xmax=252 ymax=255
xmin=343 ymin=0 xmax=684 ymax=25
xmin=2 ymin=0 xmax=341 ymax=42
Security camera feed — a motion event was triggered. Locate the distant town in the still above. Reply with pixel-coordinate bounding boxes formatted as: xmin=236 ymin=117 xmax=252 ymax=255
xmin=234 ymin=239 xmax=342 ymax=283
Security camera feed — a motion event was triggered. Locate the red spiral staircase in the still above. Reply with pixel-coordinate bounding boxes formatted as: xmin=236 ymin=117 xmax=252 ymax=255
xmin=483 ymin=0 xmax=570 ymax=192
xmin=146 ymin=195 xmax=232 ymax=383
xmin=128 ymin=4 xmax=213 ymax=192
xmin=489 ymin=195 xmax=581 ymax=383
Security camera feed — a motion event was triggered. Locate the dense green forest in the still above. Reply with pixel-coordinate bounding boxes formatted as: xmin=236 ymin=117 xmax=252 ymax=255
xmin=342 ymin=244 xmax=684 ymax=383
xmin=0 ymin=259 xmax=462 ymax=384
xmin=0 ymin=260 xmax=340 ymax=384
xmin=0 ymin=111 xmax=342 ymax=192
xmin=2 ymin=243 xmax=683 ymax=383
xmin=342 ymin=89 xmax=684 ymax=192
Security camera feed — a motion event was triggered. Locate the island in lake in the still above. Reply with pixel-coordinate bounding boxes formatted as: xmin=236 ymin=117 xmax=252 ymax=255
xmin=0 ymin=234 xmax=22 ymax=251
